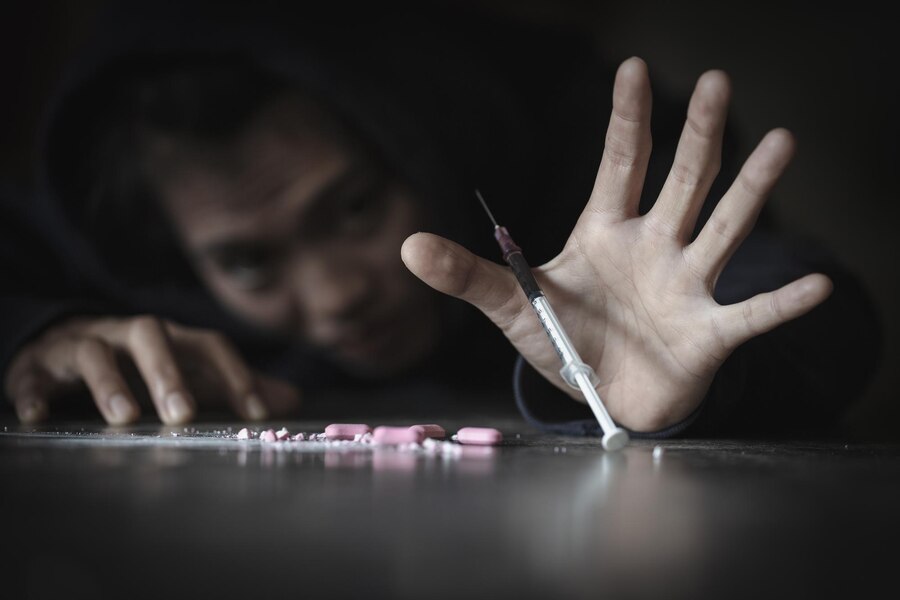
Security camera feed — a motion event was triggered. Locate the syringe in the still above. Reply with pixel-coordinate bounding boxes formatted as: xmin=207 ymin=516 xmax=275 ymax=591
xmin=476 ymin=190 xmax=629 ymax=451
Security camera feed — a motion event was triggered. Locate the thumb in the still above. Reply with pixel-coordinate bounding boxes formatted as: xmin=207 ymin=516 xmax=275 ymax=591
xmin=401 ymin=232 xmax=525 ymax=325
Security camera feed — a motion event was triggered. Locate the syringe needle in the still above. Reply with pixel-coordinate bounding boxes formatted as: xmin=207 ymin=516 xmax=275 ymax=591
xmin=474 ymin=190 xmax=629 ymax=451
xmin=475 ymin=189 xmax=499 ymax=228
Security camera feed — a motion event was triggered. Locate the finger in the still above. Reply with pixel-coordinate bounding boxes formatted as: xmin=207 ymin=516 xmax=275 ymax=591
xmin=401 ymin=232 xmax=526 ymax=330
xmin=686 ymin=128 xmax=796 ymax=280
xmin=6 ymin=364 xmax=50 ymax=424
xmin=583 ymin=57 xmax=653 ymax=220
xmin=718 ymin=273 xmax=833 ymax=347
xmin=168 ymin=325 xmax=268 ymax=421
xmin=73 ymin=337 xmax=140 ymax=425
xmin=647 ymin=70 xmax=731 ymax=240
xmin=124 ymin=316 xmax=196 ymax=425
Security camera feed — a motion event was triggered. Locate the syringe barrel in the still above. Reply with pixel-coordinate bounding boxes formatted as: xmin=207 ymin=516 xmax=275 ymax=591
xmin=530 ymin=295 xmax=581 ymax=367
xmin=507 ymin=252 xmax=543 ymax=302
xmin=533 ymin=296 xmax=626 ymax=446
xmin=494 ymin=226 xmax=544 ymax=302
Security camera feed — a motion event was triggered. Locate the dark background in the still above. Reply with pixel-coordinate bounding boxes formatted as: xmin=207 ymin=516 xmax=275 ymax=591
xmin=2 ymin=1 xmax=897 ymax=439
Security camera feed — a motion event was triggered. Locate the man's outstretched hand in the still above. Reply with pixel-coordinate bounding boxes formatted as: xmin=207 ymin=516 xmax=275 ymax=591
xmin=401 ymin=57 xmax=832 ymax=432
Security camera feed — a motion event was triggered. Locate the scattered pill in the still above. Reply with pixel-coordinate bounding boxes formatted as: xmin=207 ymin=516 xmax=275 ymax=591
xmin=325 ymin=423 xmax=372 ymax=441
xmin=373 ymin=425 xmax=425 ymax=445
xmin=410 ymin=424 xmax=445 ymax=439
xmin=227 ymin=421 xmax=507 ymax=461
xmin=456 ymin=427 xmax=503 ymax=446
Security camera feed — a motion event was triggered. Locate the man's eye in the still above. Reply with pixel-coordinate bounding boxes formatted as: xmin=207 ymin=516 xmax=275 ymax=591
xmin=215 ymin=251 xmax=277 ymax=290
xmin=338 ymin=188 xmax=389 ymax=235
xmin=344 ymin=193 xmax=371 ymax=215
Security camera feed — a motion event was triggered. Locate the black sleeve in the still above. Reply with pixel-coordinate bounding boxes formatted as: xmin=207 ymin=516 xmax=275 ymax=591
xmin=0 ymin=187 xmax=114 ymax=410
xmin=512 ymin=228 xmax=882 ymax=438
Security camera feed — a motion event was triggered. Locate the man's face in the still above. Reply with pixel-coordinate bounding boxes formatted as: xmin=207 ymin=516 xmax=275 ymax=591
xmin=152 ymin=95 xmax=440 ymax=377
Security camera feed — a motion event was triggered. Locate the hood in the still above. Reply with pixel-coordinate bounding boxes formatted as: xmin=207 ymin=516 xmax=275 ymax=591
xmin=33 ymin=2 xmax=630 ymax=375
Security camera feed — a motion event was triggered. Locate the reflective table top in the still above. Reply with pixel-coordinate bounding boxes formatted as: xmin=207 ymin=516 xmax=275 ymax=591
xmin=2 ymin=412 xmax=897 ymax=599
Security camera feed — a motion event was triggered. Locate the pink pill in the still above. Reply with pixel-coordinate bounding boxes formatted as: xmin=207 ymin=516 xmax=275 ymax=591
xmin=410 ymin=424 xmax=445 ymax=439
xmin=236 ymin=427 xmax=250 ymax=440
xmin=456 ymin=427 xmax=503 ymax=446
xmin=259 ymin=429 xmax=277 ymax=443
xmin=373 ymin=425 xmax=425 ymax=445
xmin=275 ymin=427 xmax=291 ymax=441
xmin=325 ymin=423 xmax=372 ymax=441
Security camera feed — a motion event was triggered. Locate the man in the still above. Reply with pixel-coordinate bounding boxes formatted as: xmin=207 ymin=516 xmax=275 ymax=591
xmin=0 ymin=1 xmax=881 ymax=437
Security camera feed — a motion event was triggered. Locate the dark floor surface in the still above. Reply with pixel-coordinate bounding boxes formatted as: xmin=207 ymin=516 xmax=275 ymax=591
xmin=2 ymin=409 xmax=898 ymax=600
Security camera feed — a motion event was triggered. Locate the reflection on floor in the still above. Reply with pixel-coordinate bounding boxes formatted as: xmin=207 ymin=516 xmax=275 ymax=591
xmin=2 ymin=416 xmax=898 ymax=599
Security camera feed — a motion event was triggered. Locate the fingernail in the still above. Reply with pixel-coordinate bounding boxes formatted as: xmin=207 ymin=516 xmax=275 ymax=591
xmin=108 ymin=394 xmax=134 ymax=423
xmin=245 ymin=394 xmax=268 ymax=421
xmin=19 ymin=400 xmax=45 ymax=423
xmin=165 ymin=392 xmax=191 ymax=423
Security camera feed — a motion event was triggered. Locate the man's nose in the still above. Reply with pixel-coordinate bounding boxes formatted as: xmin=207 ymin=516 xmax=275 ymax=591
xmin=291 ymin=255 xmax=373 ymax=332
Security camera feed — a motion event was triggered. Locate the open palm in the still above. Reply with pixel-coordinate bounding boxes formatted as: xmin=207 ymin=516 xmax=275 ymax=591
xmin=402 ymin=58 xmax=831 ymax=432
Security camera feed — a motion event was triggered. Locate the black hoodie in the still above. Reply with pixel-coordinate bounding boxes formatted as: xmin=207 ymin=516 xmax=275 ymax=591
xmin=0 ymin=0 xmax=883 ymax=435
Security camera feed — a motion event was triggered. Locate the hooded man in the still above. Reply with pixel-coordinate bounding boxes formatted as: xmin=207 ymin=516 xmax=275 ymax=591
xmin=0 ymin=0 xmax=881 ymax=437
